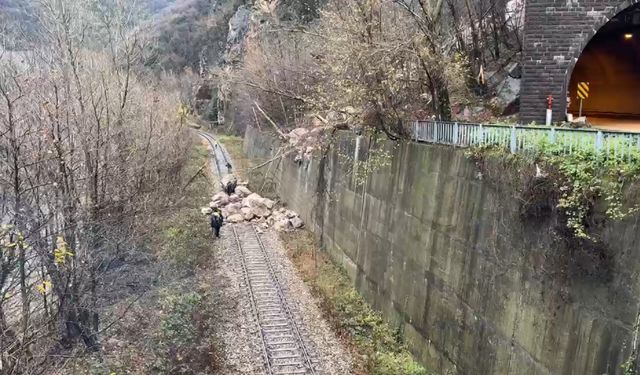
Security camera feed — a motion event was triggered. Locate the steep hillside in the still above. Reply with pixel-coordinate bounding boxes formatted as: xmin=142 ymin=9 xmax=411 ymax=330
xmin=215 ymin=0 xmax=525 ymax=134
xmin=144 ymin=0 xmax=245 ymax=72
xmin=0 ymin=0 xmax=38 ymax=47
xmin=1 ymin=0 xmax=244 ymax=72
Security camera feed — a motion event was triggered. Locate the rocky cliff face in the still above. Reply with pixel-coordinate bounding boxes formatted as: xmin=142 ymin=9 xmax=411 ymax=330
xmin=216 ymin=2 xmax=257 ymax=129
xmin=224 ymin=5 xmax=252 ymax=65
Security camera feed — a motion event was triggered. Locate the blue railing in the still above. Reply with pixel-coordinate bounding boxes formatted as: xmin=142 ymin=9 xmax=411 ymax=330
xmin=413 ymin=121 xmax=640 ymax=158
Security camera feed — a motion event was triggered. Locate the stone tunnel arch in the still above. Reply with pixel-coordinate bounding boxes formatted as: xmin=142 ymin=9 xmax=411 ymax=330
xmin=520 ymin=0 xmax=640 ymax=124
xmin=565 ymin=2 xmax=640 ymax=125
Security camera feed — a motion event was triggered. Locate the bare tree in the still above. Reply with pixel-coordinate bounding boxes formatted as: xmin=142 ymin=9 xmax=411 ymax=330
xmin=0 ymin=0 xmax=192 ymax=372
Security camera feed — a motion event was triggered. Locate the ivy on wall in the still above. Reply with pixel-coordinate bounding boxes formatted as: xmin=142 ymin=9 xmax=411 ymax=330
xmin=468 ymin=141 xmax=640 ymax=240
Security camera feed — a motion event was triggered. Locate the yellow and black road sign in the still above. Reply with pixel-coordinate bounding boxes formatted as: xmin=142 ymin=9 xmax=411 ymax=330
xmin=577 ymin=82 xmax=589 ymax=100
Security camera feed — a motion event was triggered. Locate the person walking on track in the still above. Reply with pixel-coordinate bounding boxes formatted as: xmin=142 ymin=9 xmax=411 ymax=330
xmin=210 ymin=207 xmax=224 ymax=238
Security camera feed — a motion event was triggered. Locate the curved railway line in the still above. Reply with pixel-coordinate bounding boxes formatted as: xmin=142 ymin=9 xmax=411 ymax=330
xmin=232 ymin=224 xmax=320 ymax=375
xmin=198 ymin=130 xmax=233 ymax=178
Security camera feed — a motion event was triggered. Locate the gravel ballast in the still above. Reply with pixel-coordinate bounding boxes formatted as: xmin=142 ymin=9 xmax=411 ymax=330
xmin=212 ymin=224 xmax=353 ymax=374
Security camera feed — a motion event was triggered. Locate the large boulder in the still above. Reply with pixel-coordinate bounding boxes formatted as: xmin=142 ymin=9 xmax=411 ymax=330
xmin=266 ymin=215 xmax=276 ymax=226
xmin=494 ymin=76 xmax=520 ymax=115
xmin=241 ymin=198 xmax=251 ymax=208
xmin=228 ymin=194 xmax=241 ymax=203
xmin=270 ymin=210 xmax=286 ymax=223
xmin=284 ymin=210 xmax=297 ymax=219
xmin=235 ymin=185 xmax=252 ymax=198
xmin=289 ymin=127 xmax=309 ymax=137
xmin=290 ymin=216 xmax=304 ymax=229
xmin=225 ymin=6 xmax=251 ymax=63
xmin=223 ymin=203 xmax=242 ymax=217
xmin=274 ymin=218 xmax=293 ymax=232
xmin=227 ymin=6 xmax=250 ymax=44
xmin=212 ymin=192 xmax=230 ymax=207
xmin=245 ymin=193 xmax=264 ymax=205
xmin=244 ymin=193 xmax=273 ymax=217
xmin=309 ymin=126 xmax=325 ymax=136
xmin=485 ymin=61 xmax=521 ymax=116
xmin=227 ymin=6 xmax=250 ymax=45
xmin=241 ymin=207 xmax=255 ymax=221
xmin=250 ymin=206 xmax=271 ymax=218
xmin=227 ymin=214 xmax=244 ymax=223
xmin=263 ymin=198 xmax=275 ymax=210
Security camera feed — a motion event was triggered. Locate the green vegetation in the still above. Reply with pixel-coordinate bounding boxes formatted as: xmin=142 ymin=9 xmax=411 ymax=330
xmin=459 ymin=123 xmax=638 ymax=155
xmin=468 ymin=138 xmax=640 ymax=239
xmin=280 ymin=231 xmax=431 ymax=375
xmin=156 ymin=143 xmax=212 ymax=268
xmin=160 ymin=292 xmax=203 ymax=348
xmin=622 ymin=356 xmax=638 ymax=375
xmin=551 ymin=149 xmax=640 ymax=238
xmin=215 ymin=134 xmax=244 ymax=146
xmin=337 ymin=133 xmax=396 ymax=188
xmin=151 ymin=290 xmax=217 ymax=374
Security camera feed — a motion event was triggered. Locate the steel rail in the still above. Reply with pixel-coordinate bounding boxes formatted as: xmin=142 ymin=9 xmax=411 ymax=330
xmin=232 ymin=224 xmax=318 ymax=375
xmin=198 ymin=131 xmax=224 ymax=177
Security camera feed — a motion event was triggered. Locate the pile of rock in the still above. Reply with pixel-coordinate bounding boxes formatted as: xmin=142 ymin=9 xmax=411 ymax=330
xmin=267 ymin=208 xmax=304 ymax=232
xmin=287 ymin=127 xmax=328 ymax=162
xmin=202 ymin=179 xmax=304 ymax=231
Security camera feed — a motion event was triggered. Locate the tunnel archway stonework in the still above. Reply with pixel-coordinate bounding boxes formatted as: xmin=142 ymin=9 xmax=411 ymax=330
xmin=521 ymin=0 xmax=639 ymax=123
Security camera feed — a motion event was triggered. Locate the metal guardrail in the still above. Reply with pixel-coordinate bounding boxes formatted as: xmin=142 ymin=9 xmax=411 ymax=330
xmin=413 ymin=121 xmax=640 ymax=158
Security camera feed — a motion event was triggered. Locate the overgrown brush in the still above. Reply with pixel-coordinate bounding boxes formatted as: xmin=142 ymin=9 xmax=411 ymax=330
xmin=281 ymin=231 xmax=432 ymax=375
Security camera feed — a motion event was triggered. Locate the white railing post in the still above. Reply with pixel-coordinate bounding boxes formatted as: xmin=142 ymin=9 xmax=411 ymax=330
xmin=408 ymin=122 xmax=640 ymax=159
xmin=596 ymin=131 xmax=604 ymax=152
xmin=510 ymin=126 xmax=517 ymax=153
xmin=453 ymin=122 xmax=459 ymax=146
xmin=433 ymin=122 xmax=439 ymax=143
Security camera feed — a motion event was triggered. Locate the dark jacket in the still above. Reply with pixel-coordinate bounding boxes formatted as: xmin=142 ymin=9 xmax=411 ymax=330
xmin=210 ymin=211 xmax=224 ymax=228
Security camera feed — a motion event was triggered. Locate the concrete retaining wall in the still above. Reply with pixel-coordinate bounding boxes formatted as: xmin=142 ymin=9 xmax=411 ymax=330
xmin=244 ymin=126 xmax=640 ymax=375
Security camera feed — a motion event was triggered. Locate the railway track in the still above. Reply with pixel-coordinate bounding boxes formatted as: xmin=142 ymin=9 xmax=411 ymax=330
xmin=232 ymin=224 xmax=319 ymax=375
xmin=198 ymin=131 xmax=233 ymax=178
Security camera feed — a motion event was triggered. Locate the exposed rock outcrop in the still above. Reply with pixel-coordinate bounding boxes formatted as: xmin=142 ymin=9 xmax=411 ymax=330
xmin=224 ymin=5 xmax=251 ymax=65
